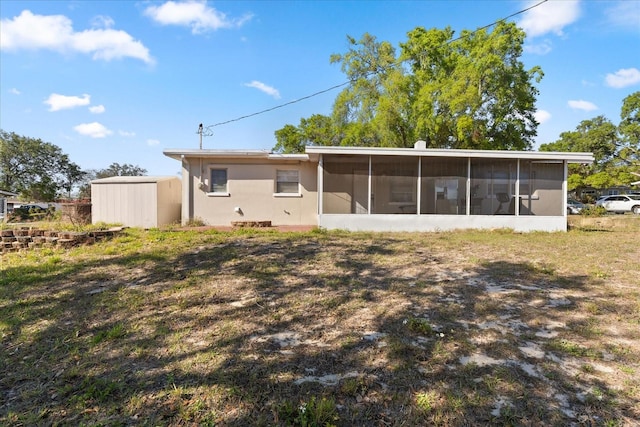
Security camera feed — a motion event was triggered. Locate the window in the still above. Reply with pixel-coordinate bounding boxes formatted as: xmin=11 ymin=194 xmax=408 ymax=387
xmin=210 ymin=169 xmax=227 ymax=193
xmin=276 ymin=170 xmax=299 ymax=194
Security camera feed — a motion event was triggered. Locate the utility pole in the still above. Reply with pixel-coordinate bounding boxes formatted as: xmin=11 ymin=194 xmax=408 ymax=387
xmin=198 ymin=123 xmax=203 ymax=150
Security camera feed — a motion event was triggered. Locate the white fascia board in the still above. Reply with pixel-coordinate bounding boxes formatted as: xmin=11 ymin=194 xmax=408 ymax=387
xmin=91 ymin=176 xmax=179 ymax=184
xmin=267 ymin=153 xmax=310 ymax=161
xmin=305 ymin=146 xmax=594 ymax=163
xmin=163 ymin=149 xmax=309 ymax=162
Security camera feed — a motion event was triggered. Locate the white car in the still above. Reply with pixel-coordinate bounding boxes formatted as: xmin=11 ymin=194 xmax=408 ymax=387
xmin=596 ymin=194 xmax=640 ymax=214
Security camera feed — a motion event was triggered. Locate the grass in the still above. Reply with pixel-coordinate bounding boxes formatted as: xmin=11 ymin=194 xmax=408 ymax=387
xmin=1 ymin=225 xmax=639 ymax=425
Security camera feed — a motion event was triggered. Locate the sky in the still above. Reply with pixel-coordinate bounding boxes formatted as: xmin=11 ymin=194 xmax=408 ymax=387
xmin=1 ymin=0 xmax=639 ymax=176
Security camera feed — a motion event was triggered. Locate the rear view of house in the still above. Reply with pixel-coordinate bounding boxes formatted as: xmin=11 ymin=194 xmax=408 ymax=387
xmin=164 ymin=143 xmax=593 ymax=232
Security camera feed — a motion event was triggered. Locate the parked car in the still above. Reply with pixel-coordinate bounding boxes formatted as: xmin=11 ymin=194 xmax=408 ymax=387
xmin=566 ymin=199 xmax=585 ymax=215
xmin=595 ymin=194 xmax=640 ymax=214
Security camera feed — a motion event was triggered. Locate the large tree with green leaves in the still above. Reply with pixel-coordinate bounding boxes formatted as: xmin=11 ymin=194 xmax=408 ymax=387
xmin=77 ymin=162 xmax=148 ymax=199
xmin=0 ymin=130 xmax=85 ymax=201
xmin=273 ymin=22 xmax=542 ymax=152
xmin=540 ymin=91 xmax=640 ymax=191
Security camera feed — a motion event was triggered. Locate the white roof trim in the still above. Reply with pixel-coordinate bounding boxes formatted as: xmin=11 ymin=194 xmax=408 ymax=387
xmin=305 ymin=146 xmax=594 ymax=163
xmin=92 ymin=176 xmax=180 ymax=184
xmin=163 ymin=149 xmax=310 ymax=161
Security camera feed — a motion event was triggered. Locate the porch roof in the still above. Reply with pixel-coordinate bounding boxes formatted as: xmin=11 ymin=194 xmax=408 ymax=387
xmin=305 ymin=146 xmax=594 ymax=163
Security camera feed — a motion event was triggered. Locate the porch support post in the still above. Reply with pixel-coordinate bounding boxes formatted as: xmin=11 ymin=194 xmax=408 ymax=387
xmin=515 ymin=159 xmax=520 ymax=216
xmin=318 ymin=154 xmax=324 ymax=215
xmin=563 ymin=159 xmax=568 ymax=218
xmin=466 ymin=157 xmax=471 ymax=215
xmin=417 ymin=156 xmax=422 ymax=216
xmin=367 ymin=155 xmax=372 ymax=214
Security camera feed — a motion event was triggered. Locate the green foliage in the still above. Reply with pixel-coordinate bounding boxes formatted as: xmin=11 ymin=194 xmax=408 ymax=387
xmin=541 ymin=91 xmax=640 ymax=191
xmin=0 ymin=129 xmax=84 ymax=201
xmin=95 ymin=162 xmax=147 ymax=179
xmin=415 ymin=390 xmax=438 ymax=412
xmin=405 ymin=316 xmax=433 ymax=335
xmin=274 ymin=22 xmax=541 ymax=151
xmin=92 ymin=323 xmax=127 ymax=345
xmin=277 ymin=396 xmax=338 ymax=426
xmin=580 ymin=206 xmax=607 ymax=217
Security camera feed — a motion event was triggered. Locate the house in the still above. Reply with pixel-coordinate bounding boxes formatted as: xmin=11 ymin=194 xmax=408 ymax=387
xmin=0 ymin=190 xmax=18 ymax=221
xmin=163 ymin=142 xmax=594 ymax=232
xmin=91 ymin=176 xmax=181 ymax=228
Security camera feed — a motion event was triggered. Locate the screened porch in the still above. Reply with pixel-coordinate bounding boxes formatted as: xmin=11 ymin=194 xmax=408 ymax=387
xmin=319 ymin=154 xmax=565 ymax=218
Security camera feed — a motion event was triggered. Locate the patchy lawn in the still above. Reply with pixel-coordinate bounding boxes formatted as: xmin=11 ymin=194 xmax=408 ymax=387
xmin=1 ymin=227 xmax=639 ymax=426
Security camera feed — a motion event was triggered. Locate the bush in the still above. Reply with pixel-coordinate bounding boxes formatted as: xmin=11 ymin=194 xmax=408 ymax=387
xmin=580 ymin=205 xmax=607 ymax=217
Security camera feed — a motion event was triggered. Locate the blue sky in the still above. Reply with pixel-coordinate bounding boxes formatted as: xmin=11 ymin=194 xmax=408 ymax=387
xmin=1 ymin=0 xmax=639 ymax=176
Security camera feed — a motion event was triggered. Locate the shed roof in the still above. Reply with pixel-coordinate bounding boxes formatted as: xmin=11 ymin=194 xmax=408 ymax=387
xmin=0 ymin=190 xmax=18 ymax=197
xmin=91 ymin=176 xmax=180 ymax=184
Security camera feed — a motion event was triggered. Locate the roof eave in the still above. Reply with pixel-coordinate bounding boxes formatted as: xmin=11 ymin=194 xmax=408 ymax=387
xmin=304 ymin=146 xmax=594 ymax=163
xmin=164 ymin=149 xmax=310 ymax=161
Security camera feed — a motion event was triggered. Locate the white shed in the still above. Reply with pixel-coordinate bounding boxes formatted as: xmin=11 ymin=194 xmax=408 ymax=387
xmin=91 ymin=176 xmax=181 ymax=228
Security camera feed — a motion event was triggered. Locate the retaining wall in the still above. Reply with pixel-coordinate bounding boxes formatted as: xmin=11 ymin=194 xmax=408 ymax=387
xmin=1 ymin=227 xmax=122 ymax=254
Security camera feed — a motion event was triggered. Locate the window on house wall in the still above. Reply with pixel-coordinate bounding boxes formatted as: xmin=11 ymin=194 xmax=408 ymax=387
xmin=210 ymin=169 xmax=228 ymax=193
xmin=276 ymin=170 xmax=299 ymax=194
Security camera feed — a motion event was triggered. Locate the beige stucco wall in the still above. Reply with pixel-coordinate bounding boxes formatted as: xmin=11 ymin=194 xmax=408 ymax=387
xmin=183 ymin=158 xmax=317 ymax=226
xmin=156 ymin=178 xmax=182 ymax=226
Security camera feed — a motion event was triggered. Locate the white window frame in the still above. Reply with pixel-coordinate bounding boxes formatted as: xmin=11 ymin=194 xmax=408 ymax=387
xmin=274 ymin=169 xmax=301 ymax=197
xmin=208 ymin=168 xmax=229 ymax=197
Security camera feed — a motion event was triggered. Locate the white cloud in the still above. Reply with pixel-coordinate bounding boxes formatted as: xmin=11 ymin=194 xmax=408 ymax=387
xmin=605 ymin=1 xmax=640 ymax=32
xmin=119 ymin=130 xmax=136 ymax=137
xmin=73 ymin=122 xmax=113 ymax=138
xmin=568 ymin=100 xmax=598 ymax=111
xmin=147 ymin=139 xmax=160 ymax=146
xmin=9 ymin=88 xmax=21 ymax=95
xmin=605 ymin=68 xmax=640 ymax=89
xmin=519 ymin=0 xmax=581 ymax=38
xmin=523 ymin=39 xmax=552 ymax=55
xmin=244 ymin=80 xmax=280 ymax=99
xmin=44 ymin=93 xmax=90 ymax=111
xmin=144 ymin=1 xmax=253 ymax=34
xmin=0 ymin=10 xmax=154 ymax=64
xmin=90 ymin=15 xmax=115 ymax=29
xmin=89 ymin=105 xmax=105 ymax=114
xmin=534 ymin=109 xmax=551 ymax=124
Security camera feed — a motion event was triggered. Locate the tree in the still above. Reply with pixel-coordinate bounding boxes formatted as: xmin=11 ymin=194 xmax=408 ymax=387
xmin=0 ymin=130 xmax=84 ymax=201
xmin=540 ymin=91 xmax=640 ymax=192
xmin=273 ymin=22 xmax=542 ymax=152
xmin=401 ymin=22 xmax=542 ymax=150
xmin=618 ymin=91 xmax=640 ymax=169
xmin=95 ymin=163 xmax=147 ymax=178
xmin=77 ymin=162 xmax=147 ymax=199
xmin=273 ymin=114 xmax=339 ymax=154
xmin=540 ymin=116 xmax=618 ymax=170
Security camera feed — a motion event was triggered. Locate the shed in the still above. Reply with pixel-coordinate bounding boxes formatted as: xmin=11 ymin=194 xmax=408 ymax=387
xmin=91 ymin=176 xmax=181 ymax=228
xmin=1 ymin=190 xmax=18 ymax=221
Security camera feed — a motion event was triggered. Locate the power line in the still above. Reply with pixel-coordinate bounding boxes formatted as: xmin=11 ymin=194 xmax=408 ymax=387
xmin=203 ymin=0 xmax=548 ymax=131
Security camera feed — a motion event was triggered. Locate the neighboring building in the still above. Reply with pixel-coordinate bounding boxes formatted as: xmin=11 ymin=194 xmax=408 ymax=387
xmin=91 ymin=176 xmax=181 ymax=228
xmin=0 ymin=190 xmax=18 ymax=221
xmin=164 ymin=142 xmax=594 ymax=232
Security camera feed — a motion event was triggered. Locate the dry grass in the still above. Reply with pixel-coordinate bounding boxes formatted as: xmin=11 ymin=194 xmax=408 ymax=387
xmin=1 ymin=225 xmax=639 ymax=426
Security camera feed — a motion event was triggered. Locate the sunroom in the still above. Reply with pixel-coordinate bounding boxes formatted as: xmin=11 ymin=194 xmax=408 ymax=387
xmin=307 ymin=143 xmax=593 ymax=232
